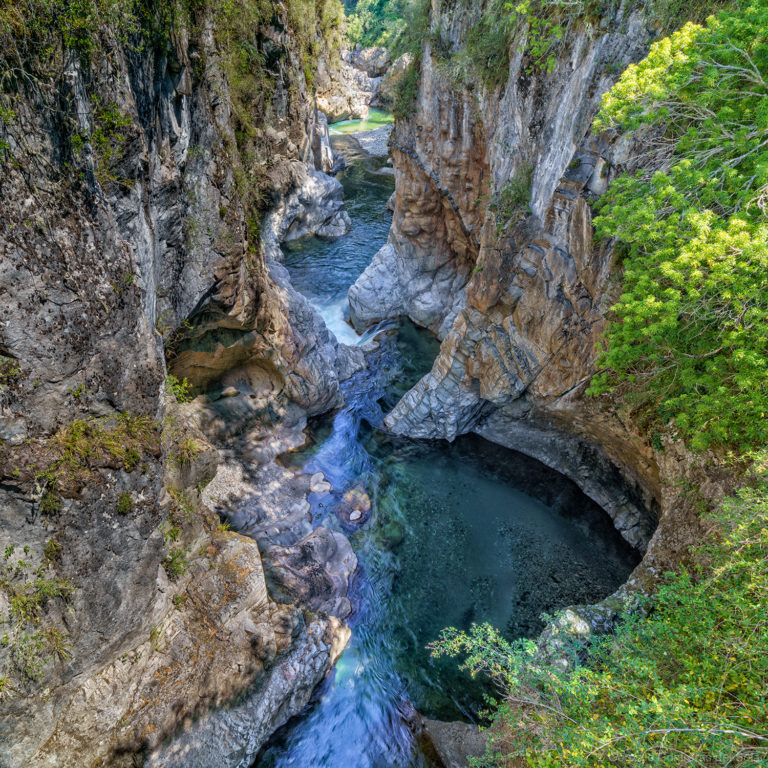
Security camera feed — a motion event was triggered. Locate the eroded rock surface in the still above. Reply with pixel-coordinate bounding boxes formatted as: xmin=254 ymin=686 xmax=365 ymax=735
xmin=315 ymin=47 xmax=388 ymax=122
xmin=346 ymin=1 xmax=715 ymax=627
xmin=0 ymin=9 xmax=357 ymax=767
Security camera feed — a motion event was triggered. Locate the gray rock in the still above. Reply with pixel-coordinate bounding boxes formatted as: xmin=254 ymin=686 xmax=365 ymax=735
xmin=312 ymin=110 xmax=338 ymax=173
xmin=419 ymin=717 xmax=486 ymax=768
xmin=315 ymin=50 xmax=382 ymax=122
xmin=348 ymin=45 xmax=391 ymax=77
xmin=263 ymin=167 xmax=352 ymax=259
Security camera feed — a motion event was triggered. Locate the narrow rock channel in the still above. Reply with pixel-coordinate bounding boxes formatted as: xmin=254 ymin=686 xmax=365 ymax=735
xmin=249 ymin=130 xmax=640 ymax=767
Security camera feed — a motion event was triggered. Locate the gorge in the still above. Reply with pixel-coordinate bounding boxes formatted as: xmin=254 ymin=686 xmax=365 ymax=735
xmin=1 ymin=1 xmax=766 ymax=767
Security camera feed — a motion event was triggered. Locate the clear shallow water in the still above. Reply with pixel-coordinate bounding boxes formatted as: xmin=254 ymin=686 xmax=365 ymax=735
xmin=255 ymin=156 xmax=640 ymax=767
xmin=282 ymin=155 xmax=394 ymax=346
xmin=329 ymin=108 xmax=394 ymax=135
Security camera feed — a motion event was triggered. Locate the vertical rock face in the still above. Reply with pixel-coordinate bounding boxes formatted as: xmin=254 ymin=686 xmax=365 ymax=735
xmin=315 ymin=48 xmax=386 ymax=122
xmin=347 ymin=2 xmax=692 ymax=576
xmin=351 ymin=4 xmax=653 ymax=439
xmin=0 ymin=6 xmax=354 ymax=767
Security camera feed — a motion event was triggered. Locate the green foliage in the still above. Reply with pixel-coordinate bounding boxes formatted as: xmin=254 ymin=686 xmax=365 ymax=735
xmin=165 ymin=374 xmax=193 ymax=403
xmin=1 ymin=544 xmax=74 ymax=689
xmin=0 ymin=355 xmax=22 ymax=390
xmin=432 ymin=481 xmax=768 ymax=767
xmin=391 ymin=53 xmax=422 ymax=119
xmin=163 ymin=548 xmax=189 ymax=579
xmin=172 ymin=435 xmax=200 ymax=466
xmin=387 ymin=0 xmax=429 ymax=118
xmin=345 ymin=0 xmax=406 ymax=46
xmin=169 ymin=487 xmax=196 ymax=520
xmin=588 ymin=3 xmax=768 ymax=450
xmin=87 ymin=96 xmax=134 ymax=187
xmin=464 ymin=1 xmax=514 ymax=87
xmin=160 ymin=520 xmax=181 ymax=544
xmin=116 ymin=492 xmax=134 ymax=514
xmin=491 ymin=164 xmax=532 ymax=232
xmin=42 ymin=538 xmax=61 ymax=565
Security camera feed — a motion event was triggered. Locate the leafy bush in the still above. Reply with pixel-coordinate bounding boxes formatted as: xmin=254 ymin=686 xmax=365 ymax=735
xmin=391 ymin=53 xmax=422 ymax=119
xmin=588 ymin=3 xmax=768 ymax=451
xmin=345 ymin=0 xmax=407 ymax=46
xmin=491 ymin=164 xmax=533 ymax=231
xmin=1 ymin=544 xmax=74 ymax=690
xmin=432 ymin=481 xmax=768 ymax=767
xmin=116 ymin=492 xmax=134 ymax=514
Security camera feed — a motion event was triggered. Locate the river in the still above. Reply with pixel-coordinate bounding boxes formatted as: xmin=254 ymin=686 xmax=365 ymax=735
xmin=253 ymin=130 xmax=639 ymax=766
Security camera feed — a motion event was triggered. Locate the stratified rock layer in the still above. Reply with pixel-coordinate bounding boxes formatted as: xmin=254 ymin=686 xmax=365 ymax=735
xmin=347 ymin=4 xmax=717 ymax=611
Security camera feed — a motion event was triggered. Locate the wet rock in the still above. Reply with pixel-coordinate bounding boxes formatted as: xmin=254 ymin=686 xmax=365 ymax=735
xmin=309 ymin=471 xmax=332 ymax=494
xmin=312 ymin=110 xmax=338 ymax=173
xmin=263 ymin=167 xmax=351 ymax=257
xmin=147 ymin=615 xmax=351 ymax=768
xmin=418 ymin=717 xmax=486 ymax=768
xmin=265 ymin=527 xmax=358 ymax=618
xmin=337 ymin=485 xmax=372 ymax=525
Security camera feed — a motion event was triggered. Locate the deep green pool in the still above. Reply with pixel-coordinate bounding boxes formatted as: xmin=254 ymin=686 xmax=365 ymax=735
xmin=329 ymin=108 xmax=394 ymax=135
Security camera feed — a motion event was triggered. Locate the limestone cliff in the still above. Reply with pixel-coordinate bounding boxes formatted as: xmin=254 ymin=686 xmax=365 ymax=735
xmin=0 ymin=3 xmax=355 ymax=766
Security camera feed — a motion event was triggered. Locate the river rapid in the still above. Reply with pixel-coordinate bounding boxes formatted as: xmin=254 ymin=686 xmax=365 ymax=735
xmin=253 ymin=130 xmax=639 ymax=766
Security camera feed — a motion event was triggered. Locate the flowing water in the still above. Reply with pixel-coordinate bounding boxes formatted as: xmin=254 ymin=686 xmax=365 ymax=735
xmin=255 ymin=139 xmax=640 ymax=766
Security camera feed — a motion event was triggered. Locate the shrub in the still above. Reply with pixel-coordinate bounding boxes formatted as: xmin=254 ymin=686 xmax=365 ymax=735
xmin=588 ymin=2 xmax=768 ymax=451
xmin=0 ymin=544 xmax=75 ymax=688
xmin=163 ymin=548 xmax=189 ymax=579
xmin=392 ymin=54 xmax=422 ymax=119
xmin=491 ymin=164 xmax=532 ymax=231
xmin=116 ymin=492 xmax=134 ymax=514
xmin=165 ymin=374 xmax=193 ymax=403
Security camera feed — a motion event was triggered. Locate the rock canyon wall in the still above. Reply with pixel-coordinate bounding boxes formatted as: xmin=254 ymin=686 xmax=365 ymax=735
xmin=0 ymin=5 xmax=358 ymax=766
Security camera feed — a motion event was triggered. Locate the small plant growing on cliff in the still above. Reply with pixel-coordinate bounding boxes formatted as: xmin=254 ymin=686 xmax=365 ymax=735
xmin=173 ymin=436 xmax=200 ymax=466
xmin=160 ymin=521 xmax=180 ymax=545
xmin=42 ymin=539 xmax=61 ymax=565
xmin=116 ymin=492 xmax=134 ymax=514
xmin=0 ymin=355 xmax=22 ymax=389
xmin=491 ymin=164 xmax=532 ymax=232
xmin=169 ymin=488 xmax=195 ymax=521
xmin=88 ymin=97 xmax=133 ymax=188
xmin=163 ymin=548 xmax=189 ymax=580
xmin=0 ymin=544 xmax=75 ymax=689
xmin=165 ymin=374 xmax=193 ymax=403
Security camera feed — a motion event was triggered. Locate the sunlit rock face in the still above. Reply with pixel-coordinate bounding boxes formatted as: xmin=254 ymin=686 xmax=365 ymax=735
xmin=345 ymin=3 xmax=707 ymax=626
xmin=348 ymin=5 xmax=654 ymax=444
xmin=315 ymin=47 xmax=390 ymax=122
